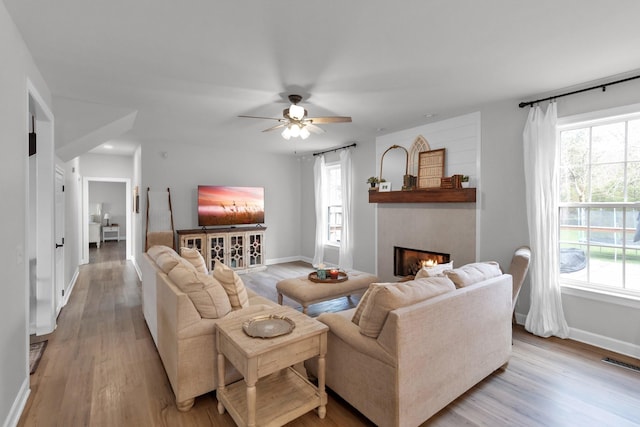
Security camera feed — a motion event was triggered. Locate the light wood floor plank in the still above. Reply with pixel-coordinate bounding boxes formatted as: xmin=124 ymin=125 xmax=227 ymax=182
xmin=19 ymin=241 xmax=640 ymax=426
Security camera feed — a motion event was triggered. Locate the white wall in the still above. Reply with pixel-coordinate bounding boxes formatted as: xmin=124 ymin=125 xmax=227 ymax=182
xmin=140 ymin=141 xmax=302 ymax=264
xmin=79 ymin=152 xmax=134 ymax=178
xmin=0 ymin=2 xmax=53 ymax=425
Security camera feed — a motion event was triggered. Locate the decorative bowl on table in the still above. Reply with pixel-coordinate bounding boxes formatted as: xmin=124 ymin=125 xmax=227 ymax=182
xmin=242 ymin=314 xmax=296 ymax=339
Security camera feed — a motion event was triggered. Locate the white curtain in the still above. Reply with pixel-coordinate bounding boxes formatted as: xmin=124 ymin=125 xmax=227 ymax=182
xmin=312 ymin=155 xmax=327 ymax=267
xmin=339 ymin=149 xmax=353 ymax=269
xmin=522 ymin=102 xmax=570 ymax=338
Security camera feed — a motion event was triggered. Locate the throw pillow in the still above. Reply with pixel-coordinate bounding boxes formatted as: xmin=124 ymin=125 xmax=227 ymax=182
xmin=156 ymin=251 xmax=191 ymax=274
xmin=168 ymin=264 xmax=232 ymax=319
xmin=180 ymin=246 xmax=208 ymax=274
xmin=414 ymin=261 xmax=454 ymax=279
xmin=351 ymin=286 xmax=374 ymax=326
xmin=359 ymin=276 xmax=455 ymax=338
xmin=147 ymin=245 xmax=175 ymax=261
xmin=443 ymin=261 xmax=502 ymax=288
xmin=213 ymin=262 xmax=249 ymax=309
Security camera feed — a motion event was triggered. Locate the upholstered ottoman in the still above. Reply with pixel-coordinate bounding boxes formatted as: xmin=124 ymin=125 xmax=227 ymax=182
xmin=276 ymin=271 xmax=379 ymax=314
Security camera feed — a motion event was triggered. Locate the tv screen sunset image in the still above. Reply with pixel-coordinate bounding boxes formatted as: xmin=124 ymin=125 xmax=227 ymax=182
xmin=198 ymin=186 xmax=265 ymax=226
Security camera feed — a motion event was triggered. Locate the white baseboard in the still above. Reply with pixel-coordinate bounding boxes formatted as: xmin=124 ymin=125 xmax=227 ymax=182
xmin=131 ymin=257 xmax=142 ymax=281
xmin=513 ymin=311 xmax=640 ymax=359
xmin=3 ymin=377 xmax=30 ymax=427
xmin=568 ymin=327 xmax=640 ymax=359
xmin=63 ymin=267 xmax=79 ymax=307
xmin=266 ymin=256 xmax=305 ymax=265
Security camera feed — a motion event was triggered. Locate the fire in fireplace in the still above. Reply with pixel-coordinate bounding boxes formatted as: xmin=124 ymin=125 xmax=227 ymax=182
xmin=394 ymin=246 xmax=451 ymax=277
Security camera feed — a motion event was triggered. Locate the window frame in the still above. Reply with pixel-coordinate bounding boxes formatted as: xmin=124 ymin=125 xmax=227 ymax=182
xmin=557 ymin=103 xmax=640 ymax=297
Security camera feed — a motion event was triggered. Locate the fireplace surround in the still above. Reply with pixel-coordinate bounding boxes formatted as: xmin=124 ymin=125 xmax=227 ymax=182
xmin=376 ymin=204 xmax=476 ymax=282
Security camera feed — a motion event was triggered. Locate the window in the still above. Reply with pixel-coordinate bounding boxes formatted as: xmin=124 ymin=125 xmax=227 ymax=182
xmin=326 ymin=163 xmax=342 ymax=245
xmin=558 ymin=111 xmax=640 ymax=295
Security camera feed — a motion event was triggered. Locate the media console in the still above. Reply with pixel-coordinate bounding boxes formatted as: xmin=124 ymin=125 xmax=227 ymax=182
xmin=177 ymin=226 xmax=266 ymax=274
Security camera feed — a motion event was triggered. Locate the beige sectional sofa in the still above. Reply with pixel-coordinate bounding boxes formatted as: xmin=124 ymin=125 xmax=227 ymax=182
xmin=142 ymin=245 xmax=278 ymax=411
xmin=306 ymin=263 xmax=513 ymax=427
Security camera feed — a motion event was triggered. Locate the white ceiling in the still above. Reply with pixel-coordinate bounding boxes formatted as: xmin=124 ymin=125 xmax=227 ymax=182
xmin=5 ymin=0 xmax=640 ymax=156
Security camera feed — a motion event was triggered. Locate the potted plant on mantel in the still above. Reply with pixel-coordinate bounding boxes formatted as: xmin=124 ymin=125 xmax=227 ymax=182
xmin=367 ymin=176 xmax=380 ymax=189
xmin=461 ymin=175 xmax=470 ymax=188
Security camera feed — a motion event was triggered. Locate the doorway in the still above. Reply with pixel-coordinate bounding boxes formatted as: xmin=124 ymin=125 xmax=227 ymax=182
xmin=27 ymin=79 xmax=56 ymax=336
xmin=81 ymin=177 xmax=132 ymax=264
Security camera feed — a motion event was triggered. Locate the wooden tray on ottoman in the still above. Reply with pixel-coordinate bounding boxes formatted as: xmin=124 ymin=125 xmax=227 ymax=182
xmin=308 ymin=271 xmax=348 ymax=283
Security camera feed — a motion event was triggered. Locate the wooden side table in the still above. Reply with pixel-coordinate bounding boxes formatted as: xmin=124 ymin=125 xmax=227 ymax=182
xmin=216 ymin=306 xmax=328 ymax=427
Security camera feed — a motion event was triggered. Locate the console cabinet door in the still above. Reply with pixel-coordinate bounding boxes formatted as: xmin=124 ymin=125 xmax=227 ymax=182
xmin=207 ymin=233 xmax=226 ymax=271
xmin=227 ymin=233 xmax=246 ymax=270
xmin=247 ymin=231 xmax=264 ymax=267
xmin=180 ymin=233 xmax=205 ymax=255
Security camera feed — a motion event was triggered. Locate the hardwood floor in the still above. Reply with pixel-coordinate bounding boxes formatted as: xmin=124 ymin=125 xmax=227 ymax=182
xmin=20 ymin=242 xmax=640 ymax=426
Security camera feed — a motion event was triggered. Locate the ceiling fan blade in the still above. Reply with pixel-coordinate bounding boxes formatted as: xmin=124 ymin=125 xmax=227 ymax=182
xmin=306 ymin=123 xmax=325 ymax=134
xmin=262 ymin=123 xmax=287 ymax=132
xmin=238 ymin=115 xmax=283 ymax=121
xmin=307 ymin=116 xmax=352 ymax=124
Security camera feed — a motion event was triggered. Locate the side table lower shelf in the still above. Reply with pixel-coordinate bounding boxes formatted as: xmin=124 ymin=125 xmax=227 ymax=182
xmin=218 ymin=367 xmax=323 ymax=427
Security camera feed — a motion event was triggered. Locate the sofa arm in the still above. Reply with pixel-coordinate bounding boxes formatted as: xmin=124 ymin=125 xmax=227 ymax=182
xmin=317 ymin=312 xmax=395 ymax=367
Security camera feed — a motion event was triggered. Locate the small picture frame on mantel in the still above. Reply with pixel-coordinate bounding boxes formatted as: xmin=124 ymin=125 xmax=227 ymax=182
xmin=379 ymin=182 xmax=392 ymax=192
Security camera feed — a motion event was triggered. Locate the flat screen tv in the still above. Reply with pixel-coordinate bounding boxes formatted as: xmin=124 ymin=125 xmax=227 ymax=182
xmin=198 ymin=186 xmax=265 ymax=227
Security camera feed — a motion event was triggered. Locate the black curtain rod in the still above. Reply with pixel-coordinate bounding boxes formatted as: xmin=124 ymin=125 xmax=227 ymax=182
xmin=312 ymin=142 xmax=357 ymax=157
xmin=518 ymin=74 xmax=640 ymax=108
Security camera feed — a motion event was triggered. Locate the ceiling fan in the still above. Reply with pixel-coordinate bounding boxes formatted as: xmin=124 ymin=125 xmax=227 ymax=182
xmin=238 ymin=94 xmax=352 ymax=140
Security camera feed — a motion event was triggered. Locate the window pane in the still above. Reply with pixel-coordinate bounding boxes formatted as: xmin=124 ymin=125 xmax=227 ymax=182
xmin=588 ymin=208 xmax=624 ymax=288
xmin=628 ymin=119 xmax=640 ymax=161
xmin=590 ymin=163 xmax=624 ymax=202
xmin=559 ymin=244 xmax=587 ymax=281
xmin=628 ymin=161 xmax=640 ymax=202
xmin=559 ymin=207 xmax=587 ymax=243
xmin=588 ymin=246 xmax=623 ymax=288
xmin=624 ymin=248 xmax=640 ymax=292
xmin=591 ymin=122 xmax=625 ymax=164
xmin=328 ymin=205 xmax=342 ymax=243
xmin=560 ymin=129 xmax=589 ymax=203
xmin=628 ymin=208 xmax=640 ymax=291
xmin=559 ymin=207 xmax=588 ymax=279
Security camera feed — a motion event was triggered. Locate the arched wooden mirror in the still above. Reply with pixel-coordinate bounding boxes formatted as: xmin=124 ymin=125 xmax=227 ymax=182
xmin=379 ymin=145 xmax=416 ymax=191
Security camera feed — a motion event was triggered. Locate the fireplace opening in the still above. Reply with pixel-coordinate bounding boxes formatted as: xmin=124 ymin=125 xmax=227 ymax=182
xmin=394 ymin=246 xmax=451 ymax=277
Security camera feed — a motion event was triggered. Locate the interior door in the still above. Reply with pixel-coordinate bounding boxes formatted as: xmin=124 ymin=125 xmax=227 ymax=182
xmin=55 ymin=167 xmax=65 ymax=314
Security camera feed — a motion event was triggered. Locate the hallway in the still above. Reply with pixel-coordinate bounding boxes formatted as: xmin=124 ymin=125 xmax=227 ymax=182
xmin=20 ymin=241 xmax=174 ymax=426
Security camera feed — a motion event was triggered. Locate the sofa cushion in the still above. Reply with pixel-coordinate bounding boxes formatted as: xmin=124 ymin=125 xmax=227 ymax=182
xmin=213 ymin=262 xmax=249 ymax=309
xmin=443 ymin=262 xmax=502 ymax=288
xmin=359 ymin=276 xmax=456 ymax=338
xmin=351 ymin=286 xmax=373 ymax=326
xmin=414 ymin=261 xmax=454 ymax=279
xmin=168 ymin=264 xmax=232 ymax=319
xmin=147 ymin=245 xmax=175 ymax=261
xmin=180 ymin=246 xmax=208 ymax=274
xmin=155 ymin=251 xmax=189 ymax=274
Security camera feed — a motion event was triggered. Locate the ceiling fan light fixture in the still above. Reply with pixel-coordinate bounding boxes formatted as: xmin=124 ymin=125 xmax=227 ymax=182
xmin=288 ymin=104 xmax=305 ymax=120
xmin=300 ymin=126 xmax=310 ymax=140
xmin=282 ymin=126 xmax=292 ymax=140
xmin=289 ymin=123 xmax=301 ymax=138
